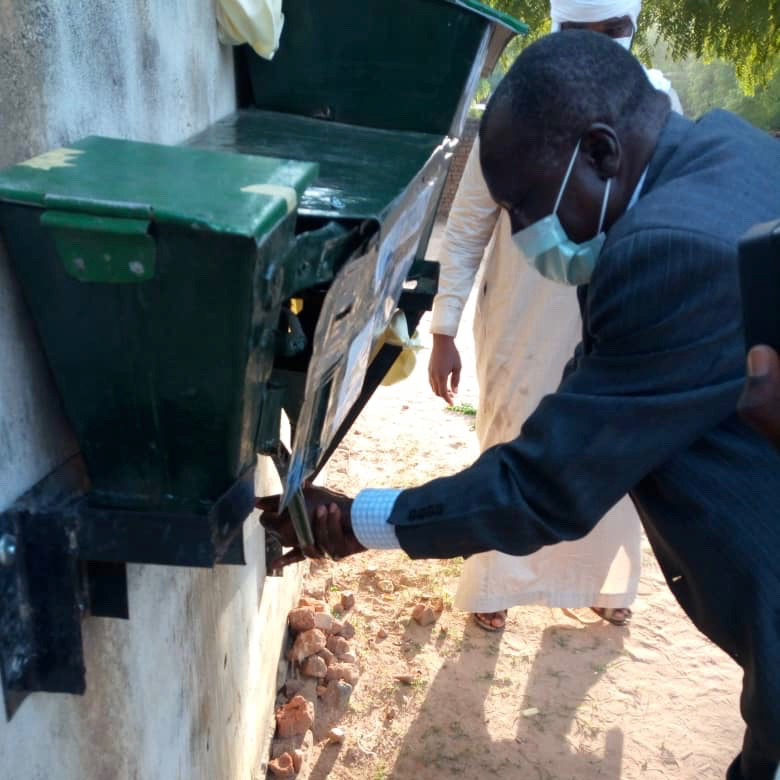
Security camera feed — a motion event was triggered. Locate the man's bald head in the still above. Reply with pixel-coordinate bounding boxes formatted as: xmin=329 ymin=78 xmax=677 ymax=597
xmin=480 ymin=30 xmax=669 ymax=213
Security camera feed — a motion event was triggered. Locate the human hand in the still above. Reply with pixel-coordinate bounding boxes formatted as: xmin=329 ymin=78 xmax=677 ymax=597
xmin=738 ymin=344 xmax=780 ymax=449
xmin=429 ymin=333 xmax=461 ymax=405
xmin=256 ymin=486 xmax=365 ymax=569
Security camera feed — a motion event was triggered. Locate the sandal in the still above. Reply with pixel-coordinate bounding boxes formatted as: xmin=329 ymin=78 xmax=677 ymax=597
xmin=473 ymin=610 xmax=507 ymax=631
xmin=590 ymin=607 xmax=632 ymax=626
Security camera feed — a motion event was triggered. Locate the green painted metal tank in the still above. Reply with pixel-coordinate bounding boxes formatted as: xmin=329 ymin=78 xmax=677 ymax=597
xmin=0 ymin=138 xmax=318 ymax=511
xmin=0 ymin=0 xmax=525 ymax=523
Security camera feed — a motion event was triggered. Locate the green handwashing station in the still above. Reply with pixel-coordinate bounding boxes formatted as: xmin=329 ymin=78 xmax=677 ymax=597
xmin=0 ymin=0 xmax=524 ymax=716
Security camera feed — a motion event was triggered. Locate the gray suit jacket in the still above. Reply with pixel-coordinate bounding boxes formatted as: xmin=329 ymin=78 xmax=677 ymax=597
xmin=389 ymin=111 xmax=780 ymax=753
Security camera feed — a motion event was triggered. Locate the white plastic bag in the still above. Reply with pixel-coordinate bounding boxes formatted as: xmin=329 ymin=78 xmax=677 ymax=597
xmin=216 ymin=0 xmax=284 ymax=60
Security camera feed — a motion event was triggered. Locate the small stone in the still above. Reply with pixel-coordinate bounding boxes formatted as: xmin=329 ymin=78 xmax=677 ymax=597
xmin=317 ymin=647 xmax=336 ymax=667
xmin=376 ymin=628 xmax=388 ymax=639
xmin=290 ymin=629 xmax=327 ymax=663
xmin=326 ymin=635 xmax=350 ymax=656
xmin=326 ymin=663 xmax=359 ymax=686
xmin=338 ymin=652 xmax=357 ymax=665
xmin=297 ymin=597 xmax=314 ymax=608
xmin=522 ymin=707 xmax=539 ymax=718
xmin=385 ymin=706 xmax=397 ymax=721
xmin=338 ymin=621 xmax=355 ymax=640
xmin=312 ymin=612 xmax=334 ymax=633
xmin=322 ymin=678 xmax=353 ymax=710
xmin=302 ymin=594 xmax=327 ymax=611
xmin=288 ymin=607 xmax=315 ymax=633
xmin=377 ymin=579 xmax=395 ymax=593
xmin=292 ymin=750 xmax=304 ymax=772
xmin=430 ymin=597 xmax=445 ymax=613
xmin=411 ymin=603 xmax=439 ymax=627
xmin=328 ymin=727 xmax=346 ymax=744
xmin=268 ymin=752 xmax=295 ymax=778
xmin=394 ymin=673 xmax=415 ymax=685
xmin=340 ymin=591 xmax=355 ymax=610
xmin=364 ymin=566 xmax=378 ymax=576
xmin=276 ymin=695 xmax=314 ymax=738
xmin=301 ymin=655 xmax=327 ymax=678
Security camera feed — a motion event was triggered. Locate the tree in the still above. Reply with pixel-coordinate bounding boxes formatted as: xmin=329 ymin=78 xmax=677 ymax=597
xmin=484 ymin=0 xmax=780 ymax=92
xmin=641 ymin=0 xmax=780 ymax=93
xmin=650 ymin=36 xmax=780 ymax=130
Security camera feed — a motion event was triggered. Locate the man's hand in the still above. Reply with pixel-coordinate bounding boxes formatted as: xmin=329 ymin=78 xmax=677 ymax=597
xmin=738 ymin=344 xmax=780 ymax=449
xmin=256 ymin=486 xmax=365 ymax=569
xmin=429 ymin=333 xmax=462 ymax=405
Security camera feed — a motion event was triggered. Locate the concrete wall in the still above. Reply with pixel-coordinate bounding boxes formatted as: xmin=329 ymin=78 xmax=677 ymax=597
xmin=0 ymin=2 xmax=300 ymax=777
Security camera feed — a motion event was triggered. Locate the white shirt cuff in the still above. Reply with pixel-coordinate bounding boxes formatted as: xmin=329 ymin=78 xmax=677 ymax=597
xmin=430 ymin=297 xmax=464 ymax=337
xmin=351 ymin=488 xmax=402 ymax=549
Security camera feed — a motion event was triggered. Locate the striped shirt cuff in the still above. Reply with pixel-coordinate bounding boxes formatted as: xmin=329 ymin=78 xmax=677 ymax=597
xmin=351 ymin=488 xmax=402 ymax=549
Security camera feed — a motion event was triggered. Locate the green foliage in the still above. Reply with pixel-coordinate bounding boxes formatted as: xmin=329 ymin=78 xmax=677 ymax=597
xmin=650 ymin=35 xmax=780 ymax=130
xmin=482 ymin=0 xmax=780 ymax=92
xmin=641 ymin=0 xmax=780 ymax=93
xmin=447 ymin=402 xmax=478 ymax=416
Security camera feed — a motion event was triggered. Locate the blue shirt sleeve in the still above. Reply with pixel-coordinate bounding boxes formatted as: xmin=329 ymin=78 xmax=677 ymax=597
xmin=351 ymin=488 xmax=402 ymax=549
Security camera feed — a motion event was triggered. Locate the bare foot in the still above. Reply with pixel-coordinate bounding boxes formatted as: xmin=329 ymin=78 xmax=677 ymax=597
xmin=473 ymin=610 xmax=507 ymax=631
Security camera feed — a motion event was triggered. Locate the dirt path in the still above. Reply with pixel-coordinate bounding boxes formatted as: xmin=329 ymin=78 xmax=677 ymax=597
xmin=281 ymin=225 xmax=744 ymax=780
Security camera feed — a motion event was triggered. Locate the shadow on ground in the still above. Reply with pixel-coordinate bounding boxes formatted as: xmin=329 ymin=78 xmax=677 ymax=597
xmin=390 ymin=621 xmax=627 ymax=779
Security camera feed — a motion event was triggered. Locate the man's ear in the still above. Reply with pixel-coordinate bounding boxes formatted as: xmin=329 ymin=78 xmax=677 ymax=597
xmin=581 ymin=123 xmax=621 ymax=179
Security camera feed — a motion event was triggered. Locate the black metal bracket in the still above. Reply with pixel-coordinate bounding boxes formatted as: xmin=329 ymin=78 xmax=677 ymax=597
xmin=256 ymin=380 xmax=315 ymax=577
xmin=0 ymin=455 xmax=256 ymax=720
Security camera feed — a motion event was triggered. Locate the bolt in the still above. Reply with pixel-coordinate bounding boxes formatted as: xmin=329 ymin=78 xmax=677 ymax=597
xmin=0 ymin=534 xmax=17 ymax=567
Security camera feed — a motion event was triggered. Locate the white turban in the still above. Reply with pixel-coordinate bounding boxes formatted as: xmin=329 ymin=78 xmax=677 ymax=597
xmin=549 ymin=0 xmax=642 ymax=32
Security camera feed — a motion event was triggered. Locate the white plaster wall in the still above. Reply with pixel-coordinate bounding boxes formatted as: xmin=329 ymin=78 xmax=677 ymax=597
xmin=1 ymin=464 xmax=300 ymax=780
xmin=0 ymin=2 xmax=300 ymax=777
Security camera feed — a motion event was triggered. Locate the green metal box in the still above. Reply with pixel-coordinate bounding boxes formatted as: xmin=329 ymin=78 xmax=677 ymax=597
xmin=0 ymin=137 xmax=317 ymax=511
xmin=243 ymin=0 xmax=525 ymax=136
xmin=0 ymin=0 xmax=525 ymax=519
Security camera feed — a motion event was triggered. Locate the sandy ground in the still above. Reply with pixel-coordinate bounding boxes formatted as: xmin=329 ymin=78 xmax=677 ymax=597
xmin=275 ymin=224 xmax=744 ymax=780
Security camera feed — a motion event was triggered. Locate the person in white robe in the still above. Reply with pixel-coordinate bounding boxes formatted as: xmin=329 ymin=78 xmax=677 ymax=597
xmin=428 ymin=0 xmax=682 ymax=630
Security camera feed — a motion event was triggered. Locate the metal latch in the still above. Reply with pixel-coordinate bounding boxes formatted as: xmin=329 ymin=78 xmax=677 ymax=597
xmin=41 ymin=210 xmax=156 ymax=283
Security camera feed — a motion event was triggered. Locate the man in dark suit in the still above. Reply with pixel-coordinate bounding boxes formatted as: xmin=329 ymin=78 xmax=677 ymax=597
xmin=260 ymin=31 xmax=780 ymax=778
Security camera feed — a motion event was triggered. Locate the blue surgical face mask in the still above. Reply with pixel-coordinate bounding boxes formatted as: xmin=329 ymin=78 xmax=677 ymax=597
xmin=512 ymin=139 xmax=612 ymax=286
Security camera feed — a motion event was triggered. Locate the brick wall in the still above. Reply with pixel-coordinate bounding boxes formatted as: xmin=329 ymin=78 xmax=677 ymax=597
xmin=436 ymin=117 xmax=481 ymax=221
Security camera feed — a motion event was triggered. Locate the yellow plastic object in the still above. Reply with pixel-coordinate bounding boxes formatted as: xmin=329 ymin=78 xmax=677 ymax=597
xmin=216 ymin=0 xmax=284 ymax=60
xmin=371 ymin=310 xmax=423 ymax=386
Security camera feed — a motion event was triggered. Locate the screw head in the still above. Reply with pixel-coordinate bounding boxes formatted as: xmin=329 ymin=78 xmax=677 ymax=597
xmin=0 ymin=534 xmax=17 ymax=567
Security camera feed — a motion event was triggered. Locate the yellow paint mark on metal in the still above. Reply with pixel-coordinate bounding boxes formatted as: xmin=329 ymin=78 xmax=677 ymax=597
xmin=289 ymin=298 xmax=304 ymax=315
xmin=19 ymin=148 xmax=84 ymax=171
xmin=240 ymin=183 xmax=298 ymax=214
